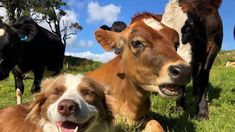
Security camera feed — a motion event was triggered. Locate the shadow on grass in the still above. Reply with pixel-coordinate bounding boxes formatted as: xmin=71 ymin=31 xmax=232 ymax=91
xmin=184 ymin=83 xmax=222 ymax=116
xmin=151 ymin=111 xmax=196 ymax=132
xmin=208 ymin=83 xmax=222 ymax=102
xmin=151 ymin=83 xmax=222 ymax=132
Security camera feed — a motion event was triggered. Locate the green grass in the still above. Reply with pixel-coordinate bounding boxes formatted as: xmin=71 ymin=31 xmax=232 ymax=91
xmin=0 ymin=52 xmax=235 ymax=132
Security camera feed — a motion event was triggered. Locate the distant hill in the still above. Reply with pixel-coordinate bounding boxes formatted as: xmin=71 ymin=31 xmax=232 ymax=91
xmin=63 ymin=50 xmax=235 ymax=72
xmin=63 ymin=55 xmax=103 ymax=73
xmin=64 ymin=55 xmax=101 ymax=66
xmin=214 ymin=50 xmax=235 ymax=66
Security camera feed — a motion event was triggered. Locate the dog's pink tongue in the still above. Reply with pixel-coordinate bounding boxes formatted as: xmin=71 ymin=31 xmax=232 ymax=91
xmin=56 ymin=122 xmax=78 ymax=132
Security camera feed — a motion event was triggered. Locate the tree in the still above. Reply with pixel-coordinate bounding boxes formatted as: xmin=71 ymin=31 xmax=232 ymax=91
xmin=0 ymin=0 xmax=31 ymax=23
xmin=0 ymin=16 xmax=3 ymax=24
xmin=33 ymin=0 xmax=82 ymax=45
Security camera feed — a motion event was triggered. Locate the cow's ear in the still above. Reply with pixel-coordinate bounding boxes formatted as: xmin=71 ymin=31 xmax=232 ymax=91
xmin=13 ymin=24 xmax=38 ymax=42
xmin=95 ymin=28 xmax=122 ymax=51
xmin=111 ymin=21 xmax=126 ymax=32
xmin=100 ymin=25 xmax=111 ymax=31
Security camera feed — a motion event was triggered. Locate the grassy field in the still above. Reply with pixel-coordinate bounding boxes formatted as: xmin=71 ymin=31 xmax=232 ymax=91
xmin=0 ymin=51 xmax=235 ymax=132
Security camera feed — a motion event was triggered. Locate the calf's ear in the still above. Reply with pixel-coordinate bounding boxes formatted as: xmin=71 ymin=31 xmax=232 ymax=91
xmin=95 ymin=28 xmax=121 ymax=51
xmin=13 ymin=23 xmax=38 ymax=42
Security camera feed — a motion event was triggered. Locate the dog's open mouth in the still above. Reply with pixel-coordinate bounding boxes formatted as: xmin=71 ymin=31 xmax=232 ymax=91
xmin=56 ymin=117 xmax=94 ymax=132
xmin=159 ymin=84 xmax=183 ymax=96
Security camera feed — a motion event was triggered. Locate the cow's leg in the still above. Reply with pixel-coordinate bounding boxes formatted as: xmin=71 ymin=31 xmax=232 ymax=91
xmin=31 ymin=68 xmax=44 ymax=94
xmin=196 ymin=41 xmax=221 ymax=120
xmin=192 ymin=61 xmax=209 ymax=120
xmin=196 ymin=69 xmax=209 ymax=120
xmin=192 ymin=62 xmax=201 ymax=96
xmin=175 ymin=86 xmax=186 ymax=111
xmin=12 ymin=66 xmax=24 ymax=104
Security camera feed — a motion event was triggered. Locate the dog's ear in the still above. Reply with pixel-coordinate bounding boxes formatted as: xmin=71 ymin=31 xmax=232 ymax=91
xmin=89 ymin=78 xmax=114 ymax=125
xmin=26 ymin=91 xmax=47 ymax=122
xmin=40 ymin=78 xmax=54 ymax=90
xmin=26 ymin=78 xmax=54 ymax=122
xmin=102 ymin=95 xmax=114 ymax=126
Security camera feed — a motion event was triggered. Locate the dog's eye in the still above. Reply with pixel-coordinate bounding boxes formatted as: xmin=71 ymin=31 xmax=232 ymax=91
xmin=52 ymin=88 xmax=63 ymax=95
xmin=81 ymin=89 xmax=97 ymax=97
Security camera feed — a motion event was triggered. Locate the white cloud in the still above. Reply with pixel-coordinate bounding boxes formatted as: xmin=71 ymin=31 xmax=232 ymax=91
xmin=66 ymin=35 xmax=77 ymax=45
xmin=34 ymin=10 xmax=79 ymax=46
xmin=67 ymin=0 xmax=86 ymax=10
xmin=65 ymin=51 xmax=116 ymax=63
xmin=60 ymin=10 xmax=77 ymax=24
xmin=77 ymin=39 xmax=94 ymax=48
xmin=87 ymin=1 xmax=121 ymax=25
xmin=80 ymin=40 xmax=86 ymax=48
xmin=87 ymin=40 xmax=93 ymax=48
xmin=59 ymin=10 xmax=79 ymax=45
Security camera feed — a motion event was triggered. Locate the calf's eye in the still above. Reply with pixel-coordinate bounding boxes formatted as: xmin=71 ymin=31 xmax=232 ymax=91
xmin=131 ymin=40 xmax=144 ymax=49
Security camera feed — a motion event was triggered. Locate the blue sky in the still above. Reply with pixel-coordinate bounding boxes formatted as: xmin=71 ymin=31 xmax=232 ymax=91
xmin=65 ymin=0 xmax=234 ymax=61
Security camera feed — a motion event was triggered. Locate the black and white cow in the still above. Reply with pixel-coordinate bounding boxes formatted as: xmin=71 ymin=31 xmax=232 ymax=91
xmin=0 ymin=16 xmax=65 ymax=104
xmin=161 ymin=0 xmax=223 ymax=120
xmin=100 ymin=21 xmax=127 ymax=32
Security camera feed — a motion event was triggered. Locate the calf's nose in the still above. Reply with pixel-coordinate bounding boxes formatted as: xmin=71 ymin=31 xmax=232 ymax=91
xmin=57 ymin=99 xmax=79 ymax=116
xmin=168 ymin=64 xmax=191 ymax=84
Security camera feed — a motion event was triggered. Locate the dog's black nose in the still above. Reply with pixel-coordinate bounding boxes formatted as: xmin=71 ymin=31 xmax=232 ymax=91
xmin=58 ymin=99 xmax=79 ymax=116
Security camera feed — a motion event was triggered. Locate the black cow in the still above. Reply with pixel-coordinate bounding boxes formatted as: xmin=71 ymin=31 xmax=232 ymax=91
xmin=162 ymin=0 xmax=223 ymax=120
xmin=100 ymin=21 xmax=127 ymax=32
xmin=0 ymin=16 xmax=65 ymax=104
xmin=234 ymin=25 xmax=235 ymax=40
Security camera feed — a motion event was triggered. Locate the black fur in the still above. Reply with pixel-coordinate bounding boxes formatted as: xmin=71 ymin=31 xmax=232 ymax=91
xmin=176 ymin=0 xmax=223 ymax=120
xmin=100 ymin=21 xmax=127 ymax=32
xmin=0 ymin=16 xmax=65 ymax=95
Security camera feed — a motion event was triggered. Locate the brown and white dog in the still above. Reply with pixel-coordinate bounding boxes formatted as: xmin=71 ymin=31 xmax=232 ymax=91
xmin=0 ymin=74 xmax=113 ymax=132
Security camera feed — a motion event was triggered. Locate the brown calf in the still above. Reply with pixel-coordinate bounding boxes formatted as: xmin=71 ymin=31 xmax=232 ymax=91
xmin=86 ymin=12 xmax=191 ymax=131
xmin=161 ymin=0 xmax=223 ymax=120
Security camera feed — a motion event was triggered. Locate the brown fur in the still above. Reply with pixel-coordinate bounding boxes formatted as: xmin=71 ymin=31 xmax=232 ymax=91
xmin=131 ymin=12 xmax=162 ymax=23
xmin=0 ymin=74 xmax=113 ymax=132
xmin=180 ymin=0 xmax=222 ymax=15
xmin=0 ymin=104 xmax=41 ymax=132
xmin=87 ymin=12 xmax=191 ymax=131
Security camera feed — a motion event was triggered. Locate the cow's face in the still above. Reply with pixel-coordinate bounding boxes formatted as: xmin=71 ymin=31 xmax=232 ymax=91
xmin=95 ymin=15 xmax=191 ymax=97
xmin=0 ymin=23 xmax=21 ymax=80
xmin=0 ymin=18 xmax=37 ymax=80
